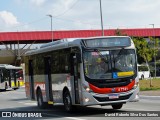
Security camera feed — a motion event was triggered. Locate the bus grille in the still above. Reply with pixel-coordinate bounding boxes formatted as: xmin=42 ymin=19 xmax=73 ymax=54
xmin=93 ymin=93 xmax=133 ymax=102
xmin=91 ymin=79 xmax=131 ymax=88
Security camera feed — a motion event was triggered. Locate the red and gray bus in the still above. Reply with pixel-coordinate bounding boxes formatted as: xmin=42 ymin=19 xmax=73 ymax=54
xmin=25 ymin=36 xmax=139 ymax=112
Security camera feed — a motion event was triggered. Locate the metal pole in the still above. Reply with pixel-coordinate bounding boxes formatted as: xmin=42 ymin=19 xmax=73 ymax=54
xmin=99 ymin=0 xmax=104 ymax=36
xmin=47 ymin=14 xmax=53 ymax=42
xmin=150 ymin=24 xmax=156 ymax=78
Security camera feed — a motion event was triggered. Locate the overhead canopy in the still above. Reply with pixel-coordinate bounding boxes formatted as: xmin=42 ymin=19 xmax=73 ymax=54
xmin=0 ymin=28 xmax=159 ymax=44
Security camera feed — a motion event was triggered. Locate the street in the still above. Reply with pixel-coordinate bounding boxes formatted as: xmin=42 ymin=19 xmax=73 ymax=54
xmin=0 ymin=87 xmax=160 ymax=120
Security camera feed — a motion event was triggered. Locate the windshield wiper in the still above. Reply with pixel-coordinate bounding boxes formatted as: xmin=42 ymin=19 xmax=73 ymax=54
xmin=114 ymin=48 xmax=126 ymax=61
xmin=94 ymin=49 xmax=109 ymax=64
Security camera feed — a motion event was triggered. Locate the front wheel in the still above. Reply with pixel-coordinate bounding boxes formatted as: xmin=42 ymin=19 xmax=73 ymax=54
xmin=112 ymin=103 xmax=123 ymax=109
xmin=63 ymin=90 xmax=75 ymax=112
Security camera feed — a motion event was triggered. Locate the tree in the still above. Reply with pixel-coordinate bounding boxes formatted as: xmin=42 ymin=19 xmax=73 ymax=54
xmin=133 ymin=37 xmax=153 ymax=63
xmin=133 ymin=37 xmax=159 ymax=87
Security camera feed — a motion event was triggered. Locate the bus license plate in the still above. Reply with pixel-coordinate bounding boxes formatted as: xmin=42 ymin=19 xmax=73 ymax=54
xmin=108 ymin=94 xmax=119 ymax=99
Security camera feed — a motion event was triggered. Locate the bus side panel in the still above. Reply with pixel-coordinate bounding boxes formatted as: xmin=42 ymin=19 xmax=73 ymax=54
xmin=51 ymin=74 xmax=68 ymax=103
xmin=34 ymin=75 xmax=47 ymax=102
xmin=25 ymin=76 xmax=30 ymax=99
xmin=25 ymin=74 xmax=47 ymax=101
xmin=0 ymin=82 xmax=6 ymax=90
xmin=25 ymin=56 xmax=34 ymax=99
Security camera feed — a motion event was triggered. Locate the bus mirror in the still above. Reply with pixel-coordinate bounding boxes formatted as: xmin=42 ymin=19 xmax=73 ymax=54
xmin=76 ymin=53 xmax=82 ymax=63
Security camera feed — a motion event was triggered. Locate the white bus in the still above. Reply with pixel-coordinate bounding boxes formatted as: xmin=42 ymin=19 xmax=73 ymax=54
xmin=25 ymin=36 xmax=139 ymax=112
xmin=0 ymin=64 xmax=24 ymax=90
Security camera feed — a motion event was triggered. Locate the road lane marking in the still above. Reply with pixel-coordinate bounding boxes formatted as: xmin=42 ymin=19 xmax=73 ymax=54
xmin=24 ymin=103 xmax=37 ymax=105
xmin=65 ymin=117 xmax=86 ymax=120
xmin=124 ymin=107 xmax=158 ymax=111
xmin=18 ymin=101 xmax=37 ymax=105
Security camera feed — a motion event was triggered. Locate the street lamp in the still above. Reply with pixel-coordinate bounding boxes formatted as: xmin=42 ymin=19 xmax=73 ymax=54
xmin=149 ymin=24 xmax=156 ymax=78
xmin=47 ymin=14 xmax=53 ymax=42
xmin=99 ymin=0 xmax=104 ymax=36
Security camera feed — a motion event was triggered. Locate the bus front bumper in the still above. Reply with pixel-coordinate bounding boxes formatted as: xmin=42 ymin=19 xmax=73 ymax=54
xmin=81 ymin=87 xmax=139 ymax=106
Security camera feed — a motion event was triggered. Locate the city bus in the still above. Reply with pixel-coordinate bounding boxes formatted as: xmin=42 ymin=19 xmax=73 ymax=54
xmin=0 ymin=64 xmax=24 ymax=90
xmin=24 ymin=36 xmax=139 ymax=112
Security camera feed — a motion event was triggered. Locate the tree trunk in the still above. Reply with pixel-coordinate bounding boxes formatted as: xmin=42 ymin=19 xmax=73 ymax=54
xmin=144 ymin=57 xmax=152 ymax=87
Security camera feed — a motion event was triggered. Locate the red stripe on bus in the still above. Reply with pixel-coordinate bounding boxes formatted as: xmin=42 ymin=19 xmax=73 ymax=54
xmin=89 ymin=80 xmax=135 ymax=94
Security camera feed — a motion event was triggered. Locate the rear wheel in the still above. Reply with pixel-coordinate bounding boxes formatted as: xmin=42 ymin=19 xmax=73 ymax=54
xmin=112 ymin=103 xmax=123 ymax=109
xmin=37 ymin=90 xmax=46 ymax=109
xmin=63 ymin=90 xmax=75 ymax=112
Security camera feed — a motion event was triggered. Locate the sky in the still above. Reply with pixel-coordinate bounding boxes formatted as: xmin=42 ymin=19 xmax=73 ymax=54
xmin=0 ymin=0 xmax=160 ymax=32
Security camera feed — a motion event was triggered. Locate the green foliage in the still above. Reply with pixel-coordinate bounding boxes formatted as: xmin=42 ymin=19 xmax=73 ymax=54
xmin=149 ymin=37 xmax=159 ymax=56
xmin=132 ymin=37 xmax=159 ymax=63
xmin=138 ymin=66 xmax=148 ymax=71
xmin=140 ymin=88 xmax=160 ymax=91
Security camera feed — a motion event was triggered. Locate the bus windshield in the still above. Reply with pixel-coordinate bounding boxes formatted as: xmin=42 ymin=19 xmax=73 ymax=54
xmin=83 ymin=49 xmax=136 ymax=79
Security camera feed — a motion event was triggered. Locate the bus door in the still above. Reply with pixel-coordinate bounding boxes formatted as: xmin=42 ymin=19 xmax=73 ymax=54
xmin=44 ymin=57 xmax=53 ymax=102
xmin=72 ymin=53 xmax=81 ymax=104
xmin=0 ymin=69 xmax=2 ymax=84
xmin=29 ymin=60 xmax=35 ymax=100
xmin=13 ymin=70 xmax=17 ymax=87
xmin=8 ymin=70 xmax=11 ymax=87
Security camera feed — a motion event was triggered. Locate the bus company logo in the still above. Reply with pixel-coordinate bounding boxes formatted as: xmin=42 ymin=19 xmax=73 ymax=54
xmin=35 ymin=84 xmax=45 ymax=90
xmin=111 ymin=88 xmax=116 ymax=93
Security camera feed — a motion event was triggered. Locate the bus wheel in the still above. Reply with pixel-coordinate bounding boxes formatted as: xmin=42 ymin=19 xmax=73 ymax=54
xmin=63 ymin=90 xmax=74 ymax=112
xmin=37 ymin=90 xmax=46 ymax=109
xmin=112 ymin=103 xmax=123 ymax=109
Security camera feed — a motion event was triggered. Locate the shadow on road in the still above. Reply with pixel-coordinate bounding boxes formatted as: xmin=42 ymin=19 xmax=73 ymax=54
xmin=0 ymin=104 xmax=127 ymax=118
xmin=0 ymin=89 xmax=13 ymax=92
xmin=9 ymin=98 xmax=29 ymax=101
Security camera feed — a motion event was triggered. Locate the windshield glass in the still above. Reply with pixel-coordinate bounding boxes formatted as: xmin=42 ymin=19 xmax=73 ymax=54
xmin=83 ymin=49 xmax=136 ymax=79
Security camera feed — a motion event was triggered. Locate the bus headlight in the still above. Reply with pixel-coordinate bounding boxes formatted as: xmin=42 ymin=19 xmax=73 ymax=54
xmin=83 ymin=84 xmax=93 ymax=92
xmin=133 ymin=82 xmax=139 ymax=89
xmin=86 ymin=87 xmax=90 ymax=92
xmin=84 ymin=98 xmax=90 ymax=102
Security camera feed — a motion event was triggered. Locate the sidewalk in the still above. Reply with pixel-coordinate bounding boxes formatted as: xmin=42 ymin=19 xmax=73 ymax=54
xmin=140 ymin=90 xmax=160 ymax=96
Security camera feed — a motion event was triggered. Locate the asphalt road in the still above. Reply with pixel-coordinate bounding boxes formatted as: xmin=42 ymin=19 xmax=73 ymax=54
xmin=0 ymin=87 xmax=160 ymax=120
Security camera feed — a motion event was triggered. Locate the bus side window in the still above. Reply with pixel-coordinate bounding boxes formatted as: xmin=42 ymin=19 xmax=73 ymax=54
xmin=59 ymin=52 xmax=70 ymax=73
xmin=70 ymin=53 xmax=74 ymax=75
xmin=51 ymin=51 xmax=59 ymax=73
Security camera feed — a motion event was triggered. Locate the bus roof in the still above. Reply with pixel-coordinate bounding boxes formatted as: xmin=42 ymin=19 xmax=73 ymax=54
xmin=25 ymin=36 xmax=132 ymax=56
xmin=0 ymin=64 xmax=22 ymax=69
